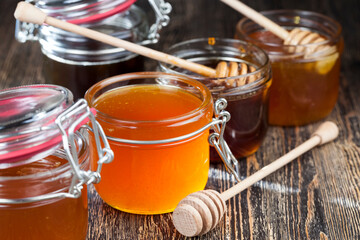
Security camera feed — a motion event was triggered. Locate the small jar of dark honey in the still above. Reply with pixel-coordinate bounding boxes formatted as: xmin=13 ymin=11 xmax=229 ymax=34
xmin=85 ymin=72 xmax=240 ymax=214
xmin=0 ymin=85 xmax=113 ymax=240
xmin=159 ymin=38 xmax=272 ymax=163
xmin=15 ymin=0 xmax=172 ymax=99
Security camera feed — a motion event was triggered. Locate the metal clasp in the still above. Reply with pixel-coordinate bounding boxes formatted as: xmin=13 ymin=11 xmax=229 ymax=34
xmin=209 ymin=99 xmax=240 ymax=182
xmin=142 ymin=0 xmax=172 ymax=44
xmin=55 ymin=99 xmax=114 ymax=198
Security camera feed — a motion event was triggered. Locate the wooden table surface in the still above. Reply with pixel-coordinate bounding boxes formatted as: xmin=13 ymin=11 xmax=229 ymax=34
xmin=1 ymin=0 xmax=360 ymax=239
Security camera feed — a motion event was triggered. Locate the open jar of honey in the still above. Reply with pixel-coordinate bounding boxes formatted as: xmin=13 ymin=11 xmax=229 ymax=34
xmin=0 ymin=85 xmax=113 ymax=240
xmin=235 ymin=10 xmax=343 ymax=126
xmin=159 ymin=38 xmax=272 ymax=163
xmin=15 ymin=0 xmax=172 ymax=99
xmin=85 ymin=72 xmax=240 ymax=214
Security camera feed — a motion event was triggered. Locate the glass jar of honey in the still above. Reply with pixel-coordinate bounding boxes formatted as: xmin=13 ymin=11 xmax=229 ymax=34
xmin=85 ymin=72 xmax=240 ymax=214
xmin=159 ymin=38 xmax=272 ymax=163
xmin=235 ymin=10 xmax=343 ymax=126
xmin=15 ymin=0 xmax=172 ymax=99
xmin=0 ymin=85 xmax=113 ymax=240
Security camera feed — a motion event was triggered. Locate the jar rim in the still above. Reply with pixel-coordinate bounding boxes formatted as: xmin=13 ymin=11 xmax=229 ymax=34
xmin=85 ymin=72 xmax=213 ymax=125
xmin=236 ymin=9 xmax=342 ymax=48
xmin=159 ymin=38 xmax=271 ymax=93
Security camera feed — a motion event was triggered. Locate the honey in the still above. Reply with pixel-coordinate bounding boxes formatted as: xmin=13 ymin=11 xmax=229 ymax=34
xmin=44 ymin=55 xmax=144 ymax=100
xmin=86 ymin=73 xmax=214 ymax=214
xmin=177 ymin=59 xmax=270 ymax=161
xmin=0 ymin=155 xmax=88 ymax=240
xmin=236 ymin=10 xmax=343 ymax=126
xmin=210 ymin=85 xmax=269 ymax=160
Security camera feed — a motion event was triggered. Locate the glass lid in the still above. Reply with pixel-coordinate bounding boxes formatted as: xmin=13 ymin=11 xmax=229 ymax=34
xmin=0 ymin=85 xmax=73 ymax=167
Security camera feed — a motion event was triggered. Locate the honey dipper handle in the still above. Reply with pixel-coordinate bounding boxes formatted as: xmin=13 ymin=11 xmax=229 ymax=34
xmin=221 ymin=121 xmax=339 ymax=201
xmin=14 ymin=2 xmax=217 ymax=77
xmin=220 ymin=0 xmax=289 ymax=40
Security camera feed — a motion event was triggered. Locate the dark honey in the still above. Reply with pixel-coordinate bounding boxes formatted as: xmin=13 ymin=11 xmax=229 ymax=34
xmin=168 ymin=58 xmax=271 ymax=163
xmin=43 ymin=55 xmax=144 ymax=100
xmin=210 ymin=86 xmax=270 ymax=162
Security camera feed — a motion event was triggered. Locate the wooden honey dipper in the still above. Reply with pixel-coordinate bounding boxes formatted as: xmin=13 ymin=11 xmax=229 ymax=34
xmin=173 ymin=121 xmax=339 ymax=237
xmin=220 ymin=0 xmax=334 ymax=56
xmin=214 ymin=61 xmax=258 ymax=88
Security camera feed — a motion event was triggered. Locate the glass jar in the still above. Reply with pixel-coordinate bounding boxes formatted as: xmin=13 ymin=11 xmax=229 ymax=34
xmin=0 ymin=85 xmax=113 ymax=240
xmin=159 ymin=38 xmax=272 ymax=163
xmin=85 ymin=72 xmax=240 ymax=214
xmin=15 ymin=0 xmax=172 ymax=99
xmin=235 ymin=10 xmax=343 ymax=126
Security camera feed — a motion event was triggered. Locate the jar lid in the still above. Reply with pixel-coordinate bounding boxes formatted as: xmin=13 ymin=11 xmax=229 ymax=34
xmin=0 ymin=85 xmax=73 ymax=166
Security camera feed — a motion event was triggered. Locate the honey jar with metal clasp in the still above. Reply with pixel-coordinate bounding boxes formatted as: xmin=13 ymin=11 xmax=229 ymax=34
xmin=15 ymin=0 xmax=172 ymax=99
xmin=85 ymin=72 xmax=240 ymax=214
xmin=0 ymin=85 xmax=113 ymax=240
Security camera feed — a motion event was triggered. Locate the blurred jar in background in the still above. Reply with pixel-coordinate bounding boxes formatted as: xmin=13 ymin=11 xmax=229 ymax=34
xmin=15 ymin=0 xmax=171 ymax=99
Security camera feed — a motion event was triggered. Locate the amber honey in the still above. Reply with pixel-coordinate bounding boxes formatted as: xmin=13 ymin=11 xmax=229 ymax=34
xmin=86 ymin=73 xmax=213 ymax=214
xmin=0 ymin=156 xmax=88 ymax=240
xmin=236 ymin=10 xmax=343 ymax=126
xmin=247 ymin=30 xmax=341 ymax=125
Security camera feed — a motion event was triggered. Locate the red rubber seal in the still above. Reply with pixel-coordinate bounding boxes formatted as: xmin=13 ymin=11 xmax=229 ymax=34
xmin=68 ymin=0 xmax=137 ymax=25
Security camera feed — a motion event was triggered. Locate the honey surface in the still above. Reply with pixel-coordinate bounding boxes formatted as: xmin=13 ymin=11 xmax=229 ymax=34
xmin=91 ymin=84 xmax=211 ymax=214
xmin=94 ymin=85 xmax=201 ymax=121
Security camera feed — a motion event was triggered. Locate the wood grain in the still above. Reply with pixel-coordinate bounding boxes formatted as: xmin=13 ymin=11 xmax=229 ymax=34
xmin=1 ymin=0 xmax=360 ymax=239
